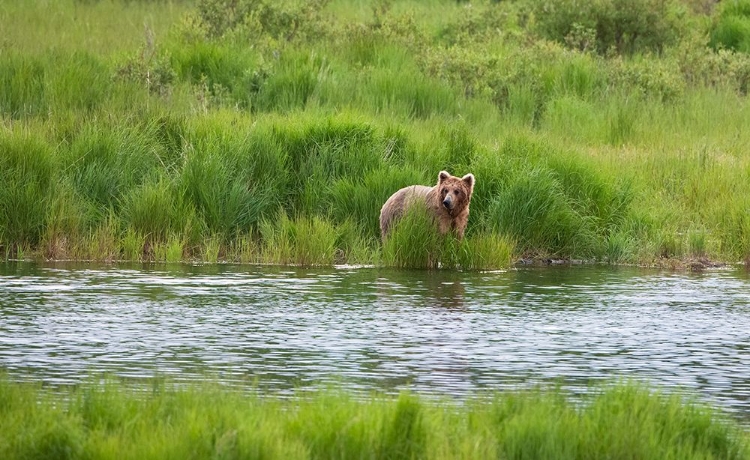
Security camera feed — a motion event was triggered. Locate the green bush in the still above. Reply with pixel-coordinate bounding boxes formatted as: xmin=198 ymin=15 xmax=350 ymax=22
xmin=534 ymin=0 xmax=682 ymax=55
xmin=196 ymin=0 xmax=330 ymax=41
xmin=710 ymin=0 xmax=750 ymax=53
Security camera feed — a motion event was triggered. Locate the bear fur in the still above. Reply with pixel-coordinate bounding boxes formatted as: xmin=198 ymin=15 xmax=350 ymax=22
xmin=379 ymin=171 xmax=475 ymax=242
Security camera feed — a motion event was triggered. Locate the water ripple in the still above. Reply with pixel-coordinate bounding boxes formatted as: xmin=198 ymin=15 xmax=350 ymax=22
xmin=1 ymin=263 xmax=750 ymax=416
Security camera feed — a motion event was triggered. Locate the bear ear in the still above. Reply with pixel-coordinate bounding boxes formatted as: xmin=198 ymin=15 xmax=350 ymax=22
xmin=438 ymin=171 xmax=450 ymax=183
xmin=462 ymin=173 xmax=475 ymax=191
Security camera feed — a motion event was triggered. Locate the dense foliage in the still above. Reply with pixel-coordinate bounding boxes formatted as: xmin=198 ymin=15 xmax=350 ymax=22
xmin=2 ymin=0 xmax=750 ymax=267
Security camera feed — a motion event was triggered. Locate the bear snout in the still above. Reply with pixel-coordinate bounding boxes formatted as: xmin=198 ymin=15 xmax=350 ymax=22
xmin=442 ymin=195 xmax=453 ymax=210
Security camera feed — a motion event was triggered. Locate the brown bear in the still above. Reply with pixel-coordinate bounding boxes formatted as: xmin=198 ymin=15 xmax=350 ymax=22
xmin=379 ymin=171 xmax=475 ymax=242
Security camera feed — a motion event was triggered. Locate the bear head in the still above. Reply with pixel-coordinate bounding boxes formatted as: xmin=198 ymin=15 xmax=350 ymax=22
xmin=437 ymin=170 xmax=474 ymax=215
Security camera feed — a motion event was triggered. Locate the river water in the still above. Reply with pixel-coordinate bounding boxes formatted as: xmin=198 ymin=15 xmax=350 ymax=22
xmin=1 ymin=262 xmax=750 ymax=415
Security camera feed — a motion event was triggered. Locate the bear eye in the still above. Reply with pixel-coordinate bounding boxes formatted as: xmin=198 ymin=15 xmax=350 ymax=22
xmin=441 ymin=188 xmax=447 ymax=195
xmin=454 ymin=190 xmax=460 ymax=195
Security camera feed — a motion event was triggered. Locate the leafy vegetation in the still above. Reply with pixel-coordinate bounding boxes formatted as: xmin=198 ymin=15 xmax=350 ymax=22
xmin=0 ymin=377 xmax=746 ymax=459
xmin=2 ymin=0 xmax=750 ymax=268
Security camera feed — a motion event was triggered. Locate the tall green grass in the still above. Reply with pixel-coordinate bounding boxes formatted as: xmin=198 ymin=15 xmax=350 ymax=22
xmin=259 ymin=212 xmax=339 ymax=266
xmin=0 ymin=377 xmax=746 ymax=459
xmin=0 ymin=133 xmax=55 ymax=253
xmin=382 ymin=205 xmax=515 ymax=269
xmin=3 ymin=0 xmax=750 ymax=266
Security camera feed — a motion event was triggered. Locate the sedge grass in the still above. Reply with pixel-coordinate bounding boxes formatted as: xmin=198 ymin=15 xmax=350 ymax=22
xmin=259 ymin=212 xmax=339 ymax=267
xmin=0 ymin=377 xmax=746 ymax=460
xmin=3 ymin=0 xmax=750 ymax=266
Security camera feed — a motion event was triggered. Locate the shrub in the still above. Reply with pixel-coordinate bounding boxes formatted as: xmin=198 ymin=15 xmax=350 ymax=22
xmin=533 ymin=0 xmax=682 ymax=55
xmin=710 ymin=0 xmax=750 ymax=53
xmin=196 ymin=0 xmax=330 ymax=41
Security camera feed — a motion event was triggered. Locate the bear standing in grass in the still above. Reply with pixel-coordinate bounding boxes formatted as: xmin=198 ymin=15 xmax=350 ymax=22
xmin=380 ymin=171 xmax=475 ymax=242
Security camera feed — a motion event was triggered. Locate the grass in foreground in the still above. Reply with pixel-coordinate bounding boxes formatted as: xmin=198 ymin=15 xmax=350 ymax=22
xmin=0 ymin=378 xmax=746 ymax=459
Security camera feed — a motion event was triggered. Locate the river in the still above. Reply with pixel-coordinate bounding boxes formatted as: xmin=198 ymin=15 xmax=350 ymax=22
xmin=1 ymin=262 xmax=749 ymax=416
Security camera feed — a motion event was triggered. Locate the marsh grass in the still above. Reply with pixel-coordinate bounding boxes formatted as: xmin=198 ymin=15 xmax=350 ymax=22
xmin=86 ymin=214 xmax=121 ymax=262
xmin=0 ymin=377 xmax=746 ymax=460
xmin=230 ymin=234 xmax=260 ymax=264
xmin=459 ymin=233 xmax=516 ymax=270
xmin=380 ymin=205 xmax=513 ymax=270
xmin=202 ymin=234 xmax=222 ymax=264
xmin=4 ymin=0 xmax=750 ymax=266
xmin=0 ymin=133 xmax=55 ymax=252
xmin=487 ymin=166 xmax=594 ymax=259
xmin=604 ymin=231 xmax=636 ymax=264
xmin=382 ymin=205 xmax=446 ymax=269
xmin=121 ymin=230 xmax=145 ymax=263
xmin=259 ymin=212 xmax=338 ymax=266
xmin=330 ymin=165 xmax=425 ymax=238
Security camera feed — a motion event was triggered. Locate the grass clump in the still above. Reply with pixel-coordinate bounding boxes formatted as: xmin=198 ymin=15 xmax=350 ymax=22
xmin=260 ymin=212 xmax=339 ymax=266
xmin=381 ymin=205 xmax=513 ymax=270
xmin=382 ymin=205 xmax=447 ymax=269
xmin=0 ymin=377 xmax=746 ymax=460
xmin=0 ymin=133 xmax=56 ymax=254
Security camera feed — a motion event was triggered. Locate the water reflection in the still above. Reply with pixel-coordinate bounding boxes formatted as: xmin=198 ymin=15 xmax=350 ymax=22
xmin=1 ymin=262 xmax=750 ymax=417
xmin=375 ymin=269 xmax=467 ymax=310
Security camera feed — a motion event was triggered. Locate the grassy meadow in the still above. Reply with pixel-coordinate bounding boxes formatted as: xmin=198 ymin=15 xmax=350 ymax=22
xmin=0 ymin=377 xmax=747 ymax=459
xmin=3 ymin=0 xmax=750 ymax=267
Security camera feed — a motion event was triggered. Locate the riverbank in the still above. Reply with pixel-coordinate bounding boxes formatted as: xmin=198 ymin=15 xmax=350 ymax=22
xmin=3 ymin=0 xmax=750 ymax=269
xmin=0 ymin=377 xmax=746 ymax=459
